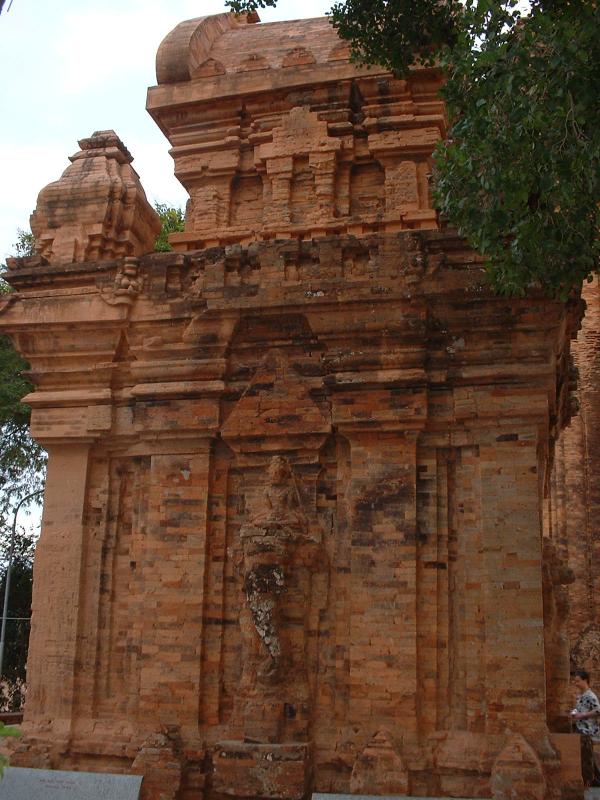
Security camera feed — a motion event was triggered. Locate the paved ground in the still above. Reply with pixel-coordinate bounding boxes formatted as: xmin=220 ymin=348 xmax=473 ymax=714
xmin=315 ymin=793 xmax=600 ymax=799
xmin=312 ymin=788 xmax=600 ymax=800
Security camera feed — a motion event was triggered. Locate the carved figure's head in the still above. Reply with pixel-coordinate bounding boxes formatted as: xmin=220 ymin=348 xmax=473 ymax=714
xmin=268 ymin=455 xmax=292 ymax=484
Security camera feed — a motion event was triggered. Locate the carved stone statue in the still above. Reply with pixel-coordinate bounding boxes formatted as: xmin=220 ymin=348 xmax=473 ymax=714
xmin=246 ymin=455 xmax=307 ymax=533
xmin=239 ymin=456 xmax=315 ymax=684
xmin=236 ymin=455 xmax=323 ymax=742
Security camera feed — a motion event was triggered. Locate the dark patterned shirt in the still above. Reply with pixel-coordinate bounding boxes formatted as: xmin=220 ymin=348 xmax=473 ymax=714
xmin=575 ymin=688 xmax=600 ymax=740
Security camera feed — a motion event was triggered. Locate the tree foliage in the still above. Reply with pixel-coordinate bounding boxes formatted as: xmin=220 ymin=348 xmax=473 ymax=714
xmin=0 ymin=229 xmax=45 ymax=711
xmin=0 ymin=231 xmax=46 ymax=512
xmin=0 ymin=230 xmax=47 ymax=511
xmin=0 ymin=552 xmax=35 ymax=711
xmin=0 ymin=721 xmax=20 ymax=776
xmin=228 ymin=0 xmax=600 ymax=297
xmin=154 ymin=203 xmax=185 ymax=252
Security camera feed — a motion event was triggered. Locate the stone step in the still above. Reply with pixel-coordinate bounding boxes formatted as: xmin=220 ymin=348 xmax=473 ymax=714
xmin=315 ymin=792 xmax=600 ymax=800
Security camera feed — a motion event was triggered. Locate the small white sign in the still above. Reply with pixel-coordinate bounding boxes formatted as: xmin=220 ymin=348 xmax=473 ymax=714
xmin=0 ymin=766 xmax=143 ymax=800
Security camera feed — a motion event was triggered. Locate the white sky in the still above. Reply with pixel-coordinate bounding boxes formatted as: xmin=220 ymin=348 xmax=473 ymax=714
xmin=0 ymin=0 xmax=330 ymax=261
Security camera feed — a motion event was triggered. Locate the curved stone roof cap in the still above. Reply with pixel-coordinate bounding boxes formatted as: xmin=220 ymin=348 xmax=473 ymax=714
xmin=156 ymin=12 xmax=350 ymax=84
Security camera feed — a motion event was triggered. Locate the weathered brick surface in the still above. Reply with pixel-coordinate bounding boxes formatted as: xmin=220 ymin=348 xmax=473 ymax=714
xmin=30 ymin=131 xmax=160 ymax=265
xmin=548 ymin=278 xmax=600 ymax=681
xmin=148 ymin=14 xmax=444 ymax=251
xmin=0 ymin=11 xmax=584 ymax=800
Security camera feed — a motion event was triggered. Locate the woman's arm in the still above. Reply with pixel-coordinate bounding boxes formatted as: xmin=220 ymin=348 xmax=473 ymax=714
xmin=573 ymin=710 xmax=599 ymax=719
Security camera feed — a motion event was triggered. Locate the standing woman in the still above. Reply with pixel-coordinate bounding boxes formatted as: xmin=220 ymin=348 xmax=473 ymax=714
xmin=572 ymin=668 xmax=600 ymax=786
xmin=572 ymin=669 xmax=600 ymax=735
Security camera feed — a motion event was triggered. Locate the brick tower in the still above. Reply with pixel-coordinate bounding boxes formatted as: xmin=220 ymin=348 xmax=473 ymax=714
xmin=0 ymin=12 xmax=582 ymax=800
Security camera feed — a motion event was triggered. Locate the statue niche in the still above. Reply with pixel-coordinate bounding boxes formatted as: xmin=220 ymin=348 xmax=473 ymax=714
xmin=236 ymin=455 xmax=323 ymax=743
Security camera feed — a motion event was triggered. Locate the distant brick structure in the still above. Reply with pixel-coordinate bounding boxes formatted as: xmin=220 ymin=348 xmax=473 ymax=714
xmin=30 ymin=130 xmax=161 ymax=264
xmin=0 ymin=12 xmax=584 ymax=800
xmin=548 ymin=278 xmax=600 ymax=679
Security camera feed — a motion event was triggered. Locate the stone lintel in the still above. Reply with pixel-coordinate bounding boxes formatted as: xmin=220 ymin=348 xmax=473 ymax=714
xmin=23 ymin=388 xmax=112 ymax=408
xmin=130 ymin=380 xmax=226 ymax=399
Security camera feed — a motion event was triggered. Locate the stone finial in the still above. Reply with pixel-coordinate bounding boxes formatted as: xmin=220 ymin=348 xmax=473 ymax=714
xmin=490 ymin=733 xmax=546 ymax=800
xmin=350 ymin=729 xmax=410 ymax=795
xmin=30 ymin=130 xmax=161 ymax=265
xmin=155 ymin=13 xmax=259 ymax=85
